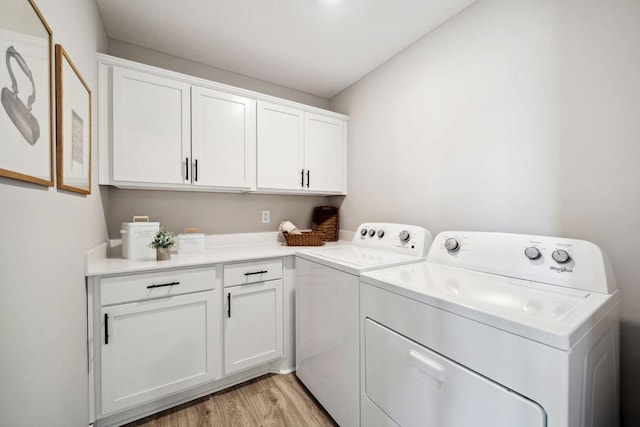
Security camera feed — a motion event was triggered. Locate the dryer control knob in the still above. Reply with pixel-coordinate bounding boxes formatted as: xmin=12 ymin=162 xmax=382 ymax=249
xmin=444 ymin=238 xmax=460 ymax=253
xmin=552 ymin=249 xmax=571 ymax=264
xmin=377 ymin=229 xmax=385 ymax=238
xmin=369 ymin=228 xmax=376 ymax=237
xmin=360 ymin=228 xmax=368 ymax=236
xmin=399 ymin=230 xmax=410 ymax=243
xmin=524 ymin=247 xmax=541 ymax=260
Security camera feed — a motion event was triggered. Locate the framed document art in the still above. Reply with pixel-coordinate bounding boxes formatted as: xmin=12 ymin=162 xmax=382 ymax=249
xmin=0 ymin=0 xmax=54 ymax=186
xmin=55 ymin=44 xmax=91 ymax=194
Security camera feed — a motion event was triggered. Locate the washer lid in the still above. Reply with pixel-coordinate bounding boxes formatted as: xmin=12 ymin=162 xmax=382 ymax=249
xmin=361 ymin=261 xmax=618 ymax=350
xmin=296 ymin=245 xmax=425 ymax=274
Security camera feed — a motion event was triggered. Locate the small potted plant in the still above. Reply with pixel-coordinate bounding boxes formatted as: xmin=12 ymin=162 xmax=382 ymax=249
xmin=149 ymin=228 xmax=175 ymax=261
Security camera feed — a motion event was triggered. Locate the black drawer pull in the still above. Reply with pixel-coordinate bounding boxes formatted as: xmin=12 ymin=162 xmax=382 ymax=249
xmin=227 ymin=293 xmax=231 ymax=318
xmin=306 ymin=170 xmax=310 ymax=188
xmin=104 ymin=313 xmax=109 ymax=345
xmin=244 ymin=270 xmax=268 ymax=276
xmin=185 ymin=157 xmax=189 ymax=181
xmin=300 ymin=169 xmax=304 ymax=187
xmin=146 ymin=281 xmax=180 ymax=289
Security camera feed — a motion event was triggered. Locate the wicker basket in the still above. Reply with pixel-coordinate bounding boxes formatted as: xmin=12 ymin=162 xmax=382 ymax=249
xmin=311 ymin=206 xmax=339 ymax=242
xmin=283 ymin=231 xmax=325 ymax=246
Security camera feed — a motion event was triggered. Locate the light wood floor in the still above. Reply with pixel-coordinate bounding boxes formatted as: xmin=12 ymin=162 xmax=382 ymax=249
xmin=124 ymin=373 xmax=338 ymax=427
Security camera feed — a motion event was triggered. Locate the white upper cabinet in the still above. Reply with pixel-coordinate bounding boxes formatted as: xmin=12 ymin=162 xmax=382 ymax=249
xmin=304 ymin=113 xmax=345 ymax=194
xmin=191 ymin=87 xmax=256 ymax=190
xmin=111 ymin=67 xmax=190 ymax=185
xmin=257 ymin=102 xmax=346 ymax=195
xmin=98 ymin=54 xmax=347 ymax=194
xmin=256 ymin=102 xmax=305 ymax=191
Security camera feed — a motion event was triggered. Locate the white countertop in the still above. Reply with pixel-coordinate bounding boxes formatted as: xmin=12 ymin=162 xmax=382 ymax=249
xmin=86 ymin=231 xmax=351 ymax=277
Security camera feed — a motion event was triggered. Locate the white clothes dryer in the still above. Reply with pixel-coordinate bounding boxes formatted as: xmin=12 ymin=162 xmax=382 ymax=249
xmin=360 ymin=231 xmax=620 ymax=427
xmin=296 ymin=223 xmax=432 ymax=427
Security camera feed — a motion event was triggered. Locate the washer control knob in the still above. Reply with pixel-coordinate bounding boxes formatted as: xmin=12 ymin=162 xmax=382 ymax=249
xmin=552 ymin=249 xmax=571 ymax=264
xmin=369 ymin=228 xmax=376 ymax=237
xmin=444 ymin=238 xmax=460 ymax=253
xmin=360 ymin=228 xmax=368 ymax=236
xmin=377 ymin=229 xmax=385 ymax=238
xmin=524 ymin=247 xmax=541 ymax=260
xmin=399 ymin=230 xmax=410 ymax=243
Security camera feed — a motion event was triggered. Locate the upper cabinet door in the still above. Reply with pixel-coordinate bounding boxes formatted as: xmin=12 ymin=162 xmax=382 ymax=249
xmin=304 ymin=113 xmax=345 ymax=194
xmin=111 ymin=67 xmax=191 ymax=184
xmin=256 ymin=102 xmax=305 ymax=191
xmin=191 ymin=87 xmax=256 ymax=190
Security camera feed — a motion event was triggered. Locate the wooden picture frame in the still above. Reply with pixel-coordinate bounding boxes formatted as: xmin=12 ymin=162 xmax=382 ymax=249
xmin=0 ymin=0 xmax=54 ymax=186
xmin=55 ymin=44 xmax=91 ymax=194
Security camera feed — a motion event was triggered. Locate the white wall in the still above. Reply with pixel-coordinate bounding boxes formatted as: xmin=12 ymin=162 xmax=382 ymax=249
xmin=107 ymin=189 xmax=333 ymax=238
xmin=331 ymin=0 xmax=640 ymax=424
xmin=0 ymin=1 xmax=108 ymax=426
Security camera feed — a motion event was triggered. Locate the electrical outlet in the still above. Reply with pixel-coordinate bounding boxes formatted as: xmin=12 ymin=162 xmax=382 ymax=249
xmin=262 ymin=210 xmax=271 ymax=224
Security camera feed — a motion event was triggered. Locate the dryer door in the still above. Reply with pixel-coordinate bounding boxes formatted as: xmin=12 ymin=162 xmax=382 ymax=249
xmin=363 ymin=319 xmax=546 ymax=427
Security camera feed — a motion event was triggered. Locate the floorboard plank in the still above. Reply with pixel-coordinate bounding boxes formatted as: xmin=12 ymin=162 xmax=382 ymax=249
xmin=273 ymin=374 xmax=338 ymax=427
xmin=123 ymin=373 xmax=337 ymax=427
xmin=217 ymin=387 xmax=258 ymax=426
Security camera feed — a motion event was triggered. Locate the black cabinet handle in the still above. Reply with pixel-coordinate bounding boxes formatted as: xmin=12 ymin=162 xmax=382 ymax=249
xmin=244 ymin=270 xmax=268 ymax=276
xmin=104 ymin=313 xmax=109 ymax=345
xmin=300 ymin=169 xmax=304 ymax=187
xmin=306 ymin=170 xmax=310 ymax=188
xmin=195 ymin=159 xmax=198 ymax=182
xmin=185 ymin=157 xmax=189 ymax=181
xmin=227 ymin=293 xmax=231 ymax=318
xmin=146 ymin=281 xmax=180 ymax=289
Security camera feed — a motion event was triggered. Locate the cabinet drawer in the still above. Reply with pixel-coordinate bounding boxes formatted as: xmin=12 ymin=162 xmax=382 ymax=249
xmin=224 ymin=258 xmax=282 ymax=287
xmin=101 ymin=267 xmax=215 ymax=306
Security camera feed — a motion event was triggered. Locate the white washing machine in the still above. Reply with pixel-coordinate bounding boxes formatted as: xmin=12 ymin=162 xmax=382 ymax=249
xmin=360 ymin=231 xmax=620 ymax=427
xmin=296 ymin=223 xmax=433 ymax=427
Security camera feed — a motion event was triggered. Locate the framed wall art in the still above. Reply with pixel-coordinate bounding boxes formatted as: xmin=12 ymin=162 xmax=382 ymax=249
xmin=55 ymin=44 xmax=91 ymax=195
xmin=0 ymin=0 xmax=53 ymax=186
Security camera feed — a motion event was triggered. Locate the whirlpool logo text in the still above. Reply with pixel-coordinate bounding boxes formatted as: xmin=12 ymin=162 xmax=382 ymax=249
xmin=550 ymin=266 xmax=573 ymax=273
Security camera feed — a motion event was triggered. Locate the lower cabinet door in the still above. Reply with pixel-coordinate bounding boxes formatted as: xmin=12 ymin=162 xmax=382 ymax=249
xmin=224 ymin=279 xmax=283 ymax=374
xmin=100 ymin=291 xmax=219 ymax=415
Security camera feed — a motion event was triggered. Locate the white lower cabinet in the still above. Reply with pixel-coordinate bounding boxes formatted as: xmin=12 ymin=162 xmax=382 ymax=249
xmin=101 ymin=291 xmax=218 ymax=414
xmin=88 ymin=258 xmax=290 ymax=426
xmin=223 ymin=259 xmax=284 ymax=375
xmin=224 ymin=280 xmax=284 ymax=374
xmin=91 ymin=267 xmax=222 ymax=418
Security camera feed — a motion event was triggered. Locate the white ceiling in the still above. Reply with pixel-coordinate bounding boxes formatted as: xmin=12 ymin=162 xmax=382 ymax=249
xmin=96 ymin=0 xmax=476 ymax=99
